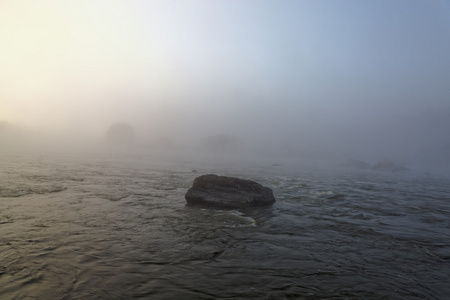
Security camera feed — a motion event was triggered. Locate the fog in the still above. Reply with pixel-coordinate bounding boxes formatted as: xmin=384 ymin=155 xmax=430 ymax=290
xmin=1 ymin=0 xmax=450 ymax=172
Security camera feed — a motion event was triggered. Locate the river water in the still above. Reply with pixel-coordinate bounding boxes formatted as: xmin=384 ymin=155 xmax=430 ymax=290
xmin=0 ymin=152 xmax=449 ymax=299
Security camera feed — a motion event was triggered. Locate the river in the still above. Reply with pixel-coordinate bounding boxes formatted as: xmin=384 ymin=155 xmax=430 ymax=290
xmin=0 ymin=152 xmax=449 ymax=299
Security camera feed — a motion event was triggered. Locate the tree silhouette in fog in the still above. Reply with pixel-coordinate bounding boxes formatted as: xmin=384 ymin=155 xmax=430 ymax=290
xmin=199 ymin=134 xmax=242 ymax=153
xmin=105 ymin=123 xmax=135 ymax=146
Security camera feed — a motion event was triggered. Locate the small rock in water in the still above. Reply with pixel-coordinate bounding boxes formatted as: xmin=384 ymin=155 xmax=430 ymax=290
xmin=185 ymin=174 xmax=275 ymax=209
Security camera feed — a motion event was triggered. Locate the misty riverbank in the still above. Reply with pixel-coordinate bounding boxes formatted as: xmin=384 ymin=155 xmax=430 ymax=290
xmin=1 ymin=152 xmax=449 ymax=299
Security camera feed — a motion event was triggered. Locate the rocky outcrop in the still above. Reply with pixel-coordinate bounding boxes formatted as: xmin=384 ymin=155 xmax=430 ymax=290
xmin=372 ymin=160 xmax=409 ymax=172
xmin=185 ymin=174 xmax=275 ymax=209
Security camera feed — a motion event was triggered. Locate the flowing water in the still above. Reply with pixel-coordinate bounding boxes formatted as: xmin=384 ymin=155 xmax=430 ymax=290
xmin=0 ymin=152 xmax=449 ymax=299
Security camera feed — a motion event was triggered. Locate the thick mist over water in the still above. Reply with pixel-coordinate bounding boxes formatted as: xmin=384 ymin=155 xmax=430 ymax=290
xmin=1 ymin=1 xmax=450 ymax=173
xmin=1 ymin=3 xmax=450 ymax=298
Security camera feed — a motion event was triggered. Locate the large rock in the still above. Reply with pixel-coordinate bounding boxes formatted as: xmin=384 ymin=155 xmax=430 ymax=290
xmin=185 ymin=174 xmax=275 ymax=209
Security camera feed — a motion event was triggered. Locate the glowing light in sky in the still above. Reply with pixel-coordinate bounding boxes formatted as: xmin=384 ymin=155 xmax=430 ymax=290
xmin=1 ymin=0 xmax=449 ymax=139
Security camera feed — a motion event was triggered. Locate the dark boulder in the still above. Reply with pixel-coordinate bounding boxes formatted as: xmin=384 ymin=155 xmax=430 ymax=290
xmin=185 ymin=174 xmax=275 ymax=209
xmin=372 ymin=160 xmax=409 ymax=172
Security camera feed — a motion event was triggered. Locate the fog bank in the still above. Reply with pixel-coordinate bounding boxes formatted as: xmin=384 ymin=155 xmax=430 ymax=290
xmin=1 ymin=1 xmax=450 ymax=173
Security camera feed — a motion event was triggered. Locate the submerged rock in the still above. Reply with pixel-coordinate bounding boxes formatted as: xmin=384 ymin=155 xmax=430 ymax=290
xmin=185 ymin=174 xmax=275 ymax=209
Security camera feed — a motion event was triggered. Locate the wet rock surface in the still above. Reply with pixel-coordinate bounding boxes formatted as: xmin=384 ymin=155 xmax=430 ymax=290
xmin=185 ymin=174 xmax=275 ymax=209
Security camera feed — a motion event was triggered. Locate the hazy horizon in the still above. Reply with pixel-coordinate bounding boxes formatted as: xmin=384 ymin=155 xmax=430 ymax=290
xmin=1 ymin=0 xmax=450 ymax=170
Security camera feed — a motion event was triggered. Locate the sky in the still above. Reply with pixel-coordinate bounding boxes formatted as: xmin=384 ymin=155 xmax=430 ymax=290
xmin=1 ymin=0 xmax=450 ymax=165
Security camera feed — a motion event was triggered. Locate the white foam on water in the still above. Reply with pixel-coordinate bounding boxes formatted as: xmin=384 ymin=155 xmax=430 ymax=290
xmin=207 ymin=209 xmax=257 ymax=228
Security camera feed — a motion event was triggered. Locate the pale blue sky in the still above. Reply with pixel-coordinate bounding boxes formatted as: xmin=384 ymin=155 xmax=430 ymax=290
xmin=128 ymin=0 xmax=450 ymax=110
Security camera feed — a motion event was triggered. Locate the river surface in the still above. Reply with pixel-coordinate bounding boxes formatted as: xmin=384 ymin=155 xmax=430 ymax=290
xmin=0 ymin=152 xmax=449 ymax=299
